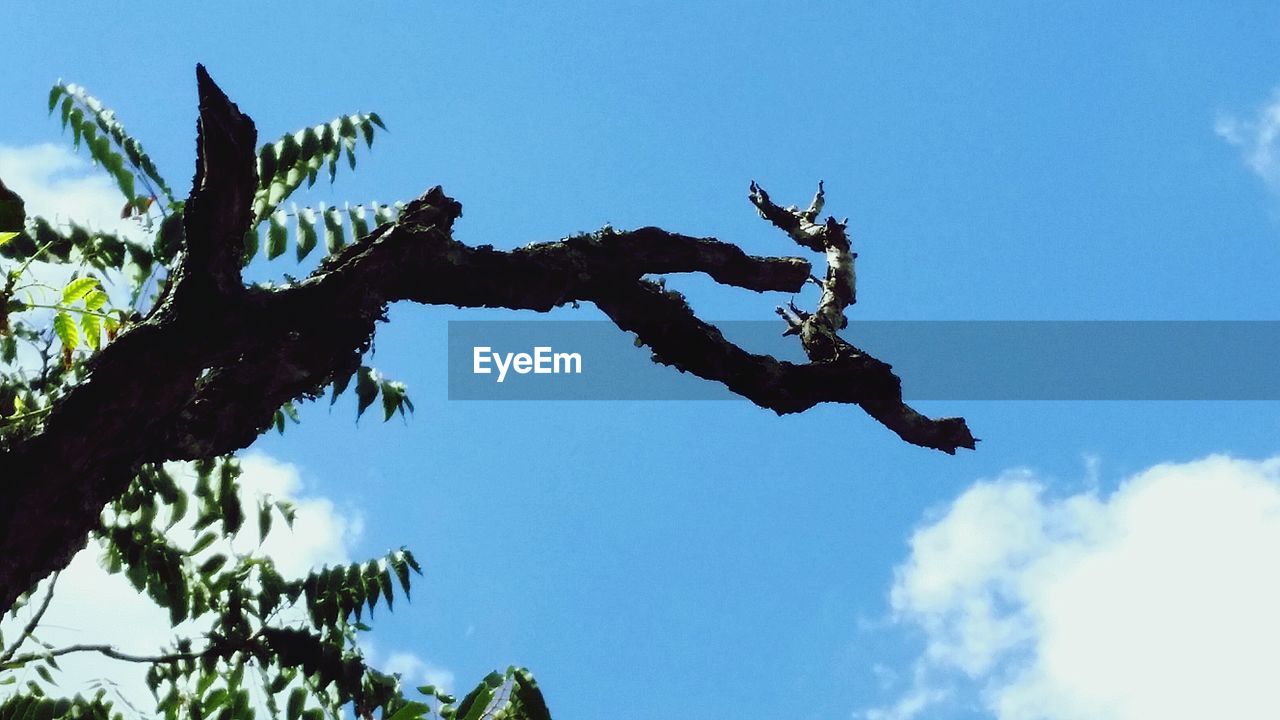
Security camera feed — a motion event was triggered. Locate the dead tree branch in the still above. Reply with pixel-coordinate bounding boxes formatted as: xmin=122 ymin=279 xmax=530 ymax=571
xmin=0 ymin=66 xmax=974 ymax=616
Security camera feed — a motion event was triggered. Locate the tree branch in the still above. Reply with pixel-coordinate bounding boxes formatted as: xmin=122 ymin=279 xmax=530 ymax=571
xmin=2 ymin=642 xmax=202 ymax=668
xmin=0 ymin=66 xmax=974 ymax=617
xmin=171 ymin=63 xmax=257 ymax=303
xmin=0 ymin=571 xmax=58 ymax=664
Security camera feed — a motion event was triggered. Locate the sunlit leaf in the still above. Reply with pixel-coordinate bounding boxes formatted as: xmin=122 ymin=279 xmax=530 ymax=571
xmin=53 ymin=311 xmax=79 ymax=352
xmin=347 ymin=204 xmax=369 ymax=240
xmin=81 ymin=312 xmax=101 ymax=351
xmin=297 ymin=205 xmax=318 ymax=260
xmin=355 ymin=366 xmax=378 ymax=419
xmin=62 ymin=276 xmax=100 ymax=305
xmin=267 ymin=211 xmax=288 ymax=260
xmin=323 ymin=205 xmax=345 ymax=254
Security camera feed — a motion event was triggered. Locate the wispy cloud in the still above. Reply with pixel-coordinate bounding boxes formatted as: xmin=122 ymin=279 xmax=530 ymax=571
xmin=864 ymin=455 xmax=1280 ymax=720
xmin=0 ymin=143 xmax=138 ymax=237
xmin=1216 ymin=91 xmax=1280 ymax=191
xmin=360 ymin=641 xmax=455 ymax=695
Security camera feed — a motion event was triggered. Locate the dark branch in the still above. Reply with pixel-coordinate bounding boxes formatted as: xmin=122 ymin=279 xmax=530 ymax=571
xmin=0 ymin=67 xmax=974 ymax=617
xmin=173 ymin=63 xmax=258 ymax=301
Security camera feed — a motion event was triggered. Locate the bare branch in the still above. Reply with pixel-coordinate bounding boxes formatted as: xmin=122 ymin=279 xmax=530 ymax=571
xmin=0 ymin=571 xmax=58 ymax=664
xmin=3 ymin=642 xmax=202 ymax=668
xmin=0 ymin=67 xmax=975 ymax=618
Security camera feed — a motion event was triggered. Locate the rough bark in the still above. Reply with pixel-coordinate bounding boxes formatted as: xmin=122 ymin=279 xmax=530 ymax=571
xmin=0 ymin=67 xmax=974 ymax=616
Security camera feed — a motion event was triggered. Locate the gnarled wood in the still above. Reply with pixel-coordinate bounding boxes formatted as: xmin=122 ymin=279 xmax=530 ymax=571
xmin=0 ymin=67 xmax=974 ymax=616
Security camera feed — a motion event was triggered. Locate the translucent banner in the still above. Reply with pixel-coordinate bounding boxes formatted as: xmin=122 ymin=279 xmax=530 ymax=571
xmin=447 ymin=321 xmax=1280 ymax=401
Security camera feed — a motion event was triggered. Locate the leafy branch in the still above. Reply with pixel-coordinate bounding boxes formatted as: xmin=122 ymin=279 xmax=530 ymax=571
xmin=49 ymin=81 xmax=175 ymax=209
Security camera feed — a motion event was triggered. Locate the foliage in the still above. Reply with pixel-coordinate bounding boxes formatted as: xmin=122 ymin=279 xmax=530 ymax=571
xmin=0 ymin=82 xmax=550 ymax=720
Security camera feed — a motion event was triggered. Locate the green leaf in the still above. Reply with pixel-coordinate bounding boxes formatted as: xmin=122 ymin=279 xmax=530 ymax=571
xmin=355 ymin=366 xmax=378 ymax=419
xmin=277 ymin=134 xmax=300 ymax=171
xmin=258 ymin=142 xmax=279 ymax=189
xmin=330 ymin=368 xmax=354 ymax=405
xmin=391 ymin=553 xmax=411 ymax=598
xmin=266 ymin=177 xmax=288 ymax=209
xmin=242 ymin=228 xmax=259 ymax=265
xmin=402 ymin=548 xmax=422 ymax=574
xmin=362 ymin=561 xmax=382 ymax=613
xmin=53 ymin=82 xmax=173 ymax=202
xmin=296 ymin=206 xmax=318 ymax=260
xmin=154 ymin=209 xmax=185 ymax=263
xmin=53 ymin=311 xmax=79 ymax=352
xmin=267 ymin=211 xmax=287 ymax=260
xmin=62 ymin=276 xmax=100 ymax=305
xmin=345 ymin=562 xmax=367 ymax=618
xmin=258 ymin=500 xmax=272 ymax=543
xmin=347 ymin=204 xmax=369 ymax=241
xmin=385 ymin=702 xmax=431 ymax=720
xmin=359 ymin=116 xmax=375 ymax=148
xmin=204 ymin=688 xmax=229 ymax=714
xmin=378 ymin=566 xmax=394 ymax=610
xmin=219 ymin=461 xmax=244 ymax=535
xmin=379 ymin=381 xmax=412 ymax=421
xmin=198 ymin=554 xmax=227 ymax=576
xmin=299 ymin=127 xmax=320 ymax=164
xmin=189 ymin=531 xmax=217 ymax=556
xmin=81 ymin=312 xmax=101 ymax=351
xmin=374 ymin=203 xmax=399 ymax=226
xmin=320 ymin=123 xmax=338 ymax=183
xmin=454 ymin=682 xmax=494 ymax=720
xmin=286 ymin=688 xmax=305 ymax=720
xmin=509 ymin=668 xmax=551 ymax=720
xmin=323 ymin=205 xmax=345 ymax=254
xmin=83 ymin=289 xmax=108 ymax=311
xmin=0 ymin=178 xmax=25 ymax=232
xmin=167 ymin=488 xmax=188 ymax=529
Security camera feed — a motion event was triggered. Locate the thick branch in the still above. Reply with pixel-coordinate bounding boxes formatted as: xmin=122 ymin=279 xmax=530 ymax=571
xmin=0 ymin=68 xmax=974 ymax=617
xmin=0 ymin=65 xmax=260 ymax=615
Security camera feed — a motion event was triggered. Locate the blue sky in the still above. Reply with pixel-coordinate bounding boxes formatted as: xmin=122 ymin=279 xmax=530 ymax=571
xmin=5 ymin=3 xmax=1280 ymax=719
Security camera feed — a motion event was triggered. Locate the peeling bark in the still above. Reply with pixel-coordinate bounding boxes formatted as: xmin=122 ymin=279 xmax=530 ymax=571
xmin=0 ymin=67 xmax=975 ymax=616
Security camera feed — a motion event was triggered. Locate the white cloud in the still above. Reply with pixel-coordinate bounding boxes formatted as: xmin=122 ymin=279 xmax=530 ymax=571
xmin=1216 ymin=91 xmax=1280 ymax=192
xmin=867 ymin=455 xmax=1280 ymax=720
xmin=0 ymin=143 xmax=139 ymax=238
xmin=0 ymin=452 xmax=364 ymax=709
xmin=234 ymin=453 xmax=363 ymax=577
xmin=360 ymin=641 xmax=455 ymax=695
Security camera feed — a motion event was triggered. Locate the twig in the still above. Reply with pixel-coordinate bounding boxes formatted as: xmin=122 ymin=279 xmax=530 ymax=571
xmin=0 ymin=570 xmax=59 ymax=663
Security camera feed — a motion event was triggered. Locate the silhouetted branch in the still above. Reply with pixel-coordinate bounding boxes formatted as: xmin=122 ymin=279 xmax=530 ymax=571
xmin=0 ymin=66 xmax=974 ymax=617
